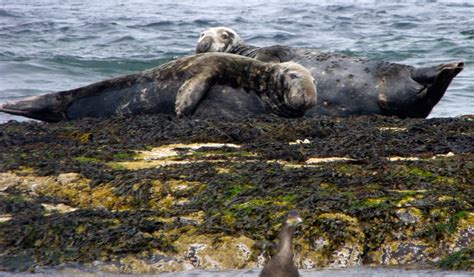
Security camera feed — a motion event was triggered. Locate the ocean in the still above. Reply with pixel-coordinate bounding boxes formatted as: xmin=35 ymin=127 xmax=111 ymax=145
xmin=0 ymin=0 xmax=472 ymax=122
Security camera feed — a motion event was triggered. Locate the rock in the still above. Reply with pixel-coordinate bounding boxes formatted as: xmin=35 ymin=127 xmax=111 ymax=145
xmin=0 ymin=114 xmax=472 ymax=272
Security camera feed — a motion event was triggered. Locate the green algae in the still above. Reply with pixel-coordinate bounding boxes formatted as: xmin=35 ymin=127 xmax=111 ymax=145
xmin=112 ymin=152 xmax=135 ymax=160
xmin=224 ymin=183 xmax=255 ymax=199
xmin=434 ymin=211 xmax=468 ymax=235
xmin=438 ymin=248 xmax=474 ymax=271
xmin=74 ymin=156 xmax=101 ymax=164
xmin=352 ymin=197 xmax=391 ymax=210
xmin=403 ymin=167 xmax=434 ymax=178
xmin=231 ymin=197 xmax=293 ymax=216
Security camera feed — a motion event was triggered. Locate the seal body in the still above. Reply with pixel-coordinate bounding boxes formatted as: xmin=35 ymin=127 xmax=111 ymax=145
xmin=0 ymin=53 xmax=316 ymax=122
xmin=196 ymin=27 xmax=464 ymax=118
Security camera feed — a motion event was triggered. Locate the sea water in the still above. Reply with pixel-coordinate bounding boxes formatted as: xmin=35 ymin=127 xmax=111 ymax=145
xmin=0 ymin=0 xmax=473 ymax=122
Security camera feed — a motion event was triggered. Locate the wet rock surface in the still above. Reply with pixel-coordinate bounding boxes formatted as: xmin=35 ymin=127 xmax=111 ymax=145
xmin=0 ymin=114 xmax=472 ymax=273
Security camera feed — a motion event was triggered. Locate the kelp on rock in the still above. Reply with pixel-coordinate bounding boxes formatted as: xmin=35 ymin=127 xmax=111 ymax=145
xmin=0 ymin=114 xmax=472 ymax=273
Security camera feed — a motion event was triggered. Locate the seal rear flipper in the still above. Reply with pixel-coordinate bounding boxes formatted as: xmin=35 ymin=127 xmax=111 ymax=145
xmin=0 ymin=94 xmax=69 ymax=122
xmin=411 ymin=61 xmax=464 ymax=117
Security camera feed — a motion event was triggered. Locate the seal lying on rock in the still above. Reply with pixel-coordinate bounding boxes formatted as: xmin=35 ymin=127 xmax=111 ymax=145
xmin=196 ymin=27 xmax=464 ymax=118
xmin=260 ymin=210 xmax=302 ymax=277
xmin=0 ymin=53 xmax=316 ymax=122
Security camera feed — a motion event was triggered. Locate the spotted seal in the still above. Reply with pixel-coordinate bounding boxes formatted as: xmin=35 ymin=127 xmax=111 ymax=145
xmin=0 ymin=53 xmax=316 ymax=122
xmin=196 ymin=27 xmax=464 ymax=118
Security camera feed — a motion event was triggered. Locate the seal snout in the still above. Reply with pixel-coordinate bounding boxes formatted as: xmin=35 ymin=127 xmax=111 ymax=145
xmin=196 ymin=36 xmax=213 ymax=53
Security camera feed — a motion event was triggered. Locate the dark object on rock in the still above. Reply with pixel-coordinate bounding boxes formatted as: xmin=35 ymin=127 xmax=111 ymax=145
xmin=260 ymin=210 xmax=302 ymax=277
xmin=0 ymin=53 xmax=316 ymax=122
xmin=196 ymin=27 xmax=464 ymax=118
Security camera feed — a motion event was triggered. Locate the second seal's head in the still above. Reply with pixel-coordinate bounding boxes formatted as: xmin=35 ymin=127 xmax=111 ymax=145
xmin=278 ymin=62 xmax=317 ymax=113
xmin=196 ymin=27 xmax=241 ymax=53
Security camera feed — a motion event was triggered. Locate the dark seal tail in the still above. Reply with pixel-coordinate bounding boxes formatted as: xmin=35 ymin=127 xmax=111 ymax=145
xmin=0 ymin=94 xmax=68 ymax=122
xmin=410 ymin=61 xmax=464 ymax=117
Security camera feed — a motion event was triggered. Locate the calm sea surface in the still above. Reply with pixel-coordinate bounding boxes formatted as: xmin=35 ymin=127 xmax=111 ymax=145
xmin=0 ymin=0 xmax=473 ymax=123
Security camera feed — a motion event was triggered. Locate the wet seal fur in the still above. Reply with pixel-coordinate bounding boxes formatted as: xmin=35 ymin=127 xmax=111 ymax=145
xmin=0 ymin=53 xmax=316 ymax=122
xmin=196 ymin=27 xmax=464 ymax=118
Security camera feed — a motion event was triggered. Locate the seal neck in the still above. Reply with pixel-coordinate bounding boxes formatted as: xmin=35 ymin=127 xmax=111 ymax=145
xmin=276 ymin=223 xmax=296 ymax=259
xmin=228 ymin=42 xmax=260 ymax=58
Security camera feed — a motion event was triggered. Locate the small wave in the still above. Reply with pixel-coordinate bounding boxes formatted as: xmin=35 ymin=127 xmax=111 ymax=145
xmin=193 ymin=19 xmax=218 ymax=26
xmin=0 ymin=21 xmax=55 ymax=34
xmin=335 ymin=16 xmax=353 ymax=21
xmin=57 ymin=35 xmax=101 ymax=43
xmin=59 ymin=26 xmax=71 ymax=32
xmin=326 ymin=5 xmax=356 ymax=12
xmin=460 ymin=29 xmax=474 ymax=36
xmin=45 ymin=55 xmax=181 ymax=75
xmin=109 ymin=36 xmax=136 ymax=43
xmin=128 ymin=21 xmax=175 ymax=28
xmin=446 ymin=46 xmax=474 ymax=55
xmin=80 ymin=22 xmax=119 ymax=31
xmin=0 ymin=9 xmax=21 ymax=18
xmin=390 ymin=22 xmax=418 ymax=30
xmin=233 ymin=16 xmax=248 ymax=23
xmin=144 ymin=21 xmax=175 ymax=27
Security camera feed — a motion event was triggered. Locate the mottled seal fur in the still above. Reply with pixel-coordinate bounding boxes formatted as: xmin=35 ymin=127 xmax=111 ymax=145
xmin=260 ymin=210 xmax=302 ymax=277
xmin=196 ymin=27 xmax=464 ymax=118
xmin=0 ymin=53 xmax=316 ymax=122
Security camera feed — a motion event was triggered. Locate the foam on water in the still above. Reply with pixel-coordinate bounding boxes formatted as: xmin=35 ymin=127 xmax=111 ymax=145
xmin=0 ymin=0 xmax=473 ymax=122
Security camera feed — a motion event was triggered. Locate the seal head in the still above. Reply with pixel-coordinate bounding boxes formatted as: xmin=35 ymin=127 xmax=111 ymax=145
xmin=278 ymin=62 xmax=317 ymax=113
xmin=196 ymin=26 xmax=241 ymax=53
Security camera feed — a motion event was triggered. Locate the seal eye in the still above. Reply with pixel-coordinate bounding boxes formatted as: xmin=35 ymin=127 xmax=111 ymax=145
xmin=288 ymin=73 xmax=300 ymax=80
xmin=200 ymin=33 xmax=205 ymax=37
xmin=221 ymin=33 xmax=229 ymax=39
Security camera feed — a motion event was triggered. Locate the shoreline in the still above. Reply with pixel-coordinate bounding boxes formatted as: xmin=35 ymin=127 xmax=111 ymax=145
xmin=2 ymin=266 xmax=473 ymax=277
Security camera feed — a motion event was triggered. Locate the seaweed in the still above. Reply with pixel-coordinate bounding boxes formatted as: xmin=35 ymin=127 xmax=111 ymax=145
xmin=0 ymin=114 xmax=472 ymax=272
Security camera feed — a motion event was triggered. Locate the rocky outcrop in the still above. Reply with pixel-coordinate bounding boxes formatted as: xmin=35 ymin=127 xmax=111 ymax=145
xmin=0 ymin=115 xmax=472 ymax=273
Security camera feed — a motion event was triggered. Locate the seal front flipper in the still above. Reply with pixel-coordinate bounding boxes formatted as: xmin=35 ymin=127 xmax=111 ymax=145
xmin=175 ymin=73 xmax=213 ymax=118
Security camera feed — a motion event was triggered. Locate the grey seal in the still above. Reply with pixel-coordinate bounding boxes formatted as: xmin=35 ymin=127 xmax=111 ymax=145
xmin=260 ymin=210 xmax=302 ymax=277
xmin=0 ymin=53 xmax=316 ymax=122
xmin=196 ymin=27 xmax=464 ymax=118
